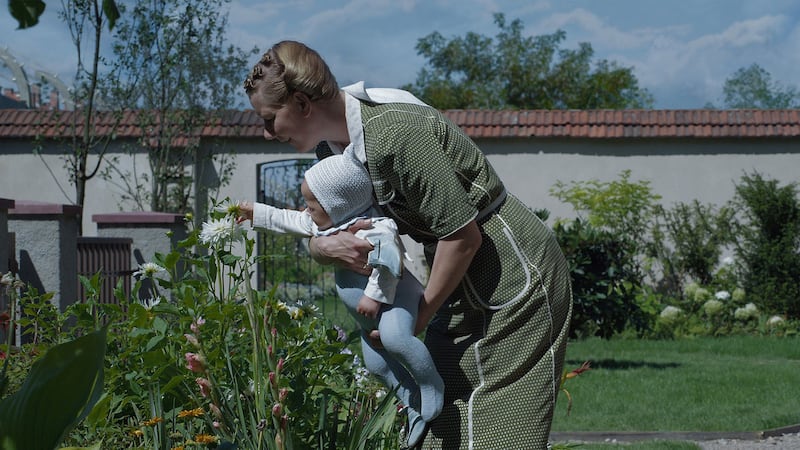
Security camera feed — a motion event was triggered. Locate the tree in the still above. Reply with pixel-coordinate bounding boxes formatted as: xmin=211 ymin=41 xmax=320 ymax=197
xmin=100 ymin=0 xmax=256 ymax=216
xmin=402 ymin=13 xmax=653 ymax=110
xmin=721 ymin=63 xmax=799 ymax=109
xmin=9 ymin=0 xmax=118 ymax=29
xmin=35 ymin=0 xmax=120 ymax=234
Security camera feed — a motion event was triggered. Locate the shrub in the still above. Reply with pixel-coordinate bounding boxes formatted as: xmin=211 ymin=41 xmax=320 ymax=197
xmin=730 ymin=172 xmax=800 ymax=319
xmin=554 ymin=218 xmax=649 ymax=338
xmin=550 ymin=170 xmax=666 ymax=338
xmin=648 ymin=200 xmax=735 ymax=297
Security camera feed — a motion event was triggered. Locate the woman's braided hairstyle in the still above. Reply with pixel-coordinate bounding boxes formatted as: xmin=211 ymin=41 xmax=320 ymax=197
xmin=244 ymin=41 xmax=339 ymax=107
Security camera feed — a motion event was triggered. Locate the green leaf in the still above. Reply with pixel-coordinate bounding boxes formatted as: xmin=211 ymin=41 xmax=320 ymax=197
xmin=101 ymin=0 xmax=120 ymax=31
xmin=0 ymin=328 xmax=106 ymax=449
xmin=8 ymin=0 xmax=46 ymax=29
xmin=145 ymin=334 xmax=165 ymax=352
xmin=164 ymin=250 xmax=181 ymax=271
xmin=59 ymin=443 xmax=102 ymax=450
xmin=84 ymin=393 xmax=111 ymax=432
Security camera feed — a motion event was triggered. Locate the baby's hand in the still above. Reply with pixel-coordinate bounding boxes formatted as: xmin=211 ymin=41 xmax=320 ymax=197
xmin=236 ymin=201 xmax=254 ymax=224
xmin=356 ymin=295 xmax=382 ymax=319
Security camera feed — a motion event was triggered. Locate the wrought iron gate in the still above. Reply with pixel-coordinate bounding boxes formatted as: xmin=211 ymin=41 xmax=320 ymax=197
xmin=256 ymin=159 xmax=350 ymax=325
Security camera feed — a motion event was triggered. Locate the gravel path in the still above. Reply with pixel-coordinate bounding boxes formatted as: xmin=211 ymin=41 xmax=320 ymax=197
xmin=553 ymin=428 xmax=800 ymax=449
xmin=695 ymin=432 xmax=800 ymax=449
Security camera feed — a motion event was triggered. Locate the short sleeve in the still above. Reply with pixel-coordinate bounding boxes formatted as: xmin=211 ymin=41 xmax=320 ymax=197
xmin=370 ymin=122 xmax=477 ymax=238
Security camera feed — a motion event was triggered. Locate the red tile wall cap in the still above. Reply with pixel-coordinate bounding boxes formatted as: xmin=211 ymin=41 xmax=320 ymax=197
xmin=9 ymin=200 xmax=81 ymax=216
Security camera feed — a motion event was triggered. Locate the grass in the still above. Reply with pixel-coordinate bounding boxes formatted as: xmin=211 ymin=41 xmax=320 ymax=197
xmin=549 ymin=336 xmax=800 ymax=448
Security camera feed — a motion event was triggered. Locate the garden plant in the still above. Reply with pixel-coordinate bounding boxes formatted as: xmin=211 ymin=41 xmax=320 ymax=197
xmin=1 ymin=169 xmax=798 ymax=449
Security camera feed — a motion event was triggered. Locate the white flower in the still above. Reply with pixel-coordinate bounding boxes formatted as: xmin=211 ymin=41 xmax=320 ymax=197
xmin=1 ymin=272 xmax=13 ymax=286
xmin=693 ymin=287 xmax=711 ymax=303
xmin=734 ymin=302 xmax=759 ymax=321
xmin=767 ymin=315 xmax=785 ymax=328
xmin=375 ymin=389 xmax=386 ymax=399
xmin=133 ymin=262 xmax=167 ymax=279
xmin=660 ymin=305 xmax=682 ymax=321
xmin=354 ymin=366 xmax=370 ymax=387
xmin=732 ymin=288 xmax=746 ymax=302
xmin=703 ymin=299 xmax=724 ymax=316
xmin=213 ymin=200 xmax=242 ymax=217
xmin=286 ymin=305 xmax=302 ymax=320
xmin=683 ymin=282 xmax=700 ymax=299
xmin=714 ymin=290 xmax=731 ymax=301
xmin=200 ymin=216 xmax=244 ymax=247
xmin=139 ymin=296 xmax=162 ymax=311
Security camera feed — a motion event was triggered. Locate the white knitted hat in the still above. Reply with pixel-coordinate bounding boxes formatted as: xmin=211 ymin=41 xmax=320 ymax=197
xmin=304 ymin=152 xmax=373 ymax=226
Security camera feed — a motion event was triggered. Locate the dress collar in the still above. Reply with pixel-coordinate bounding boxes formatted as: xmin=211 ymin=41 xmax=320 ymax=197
xmin=328 ymin=81 xmax=428 ymax=165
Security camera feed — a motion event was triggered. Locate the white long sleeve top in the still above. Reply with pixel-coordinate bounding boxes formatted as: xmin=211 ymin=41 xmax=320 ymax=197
xmin=251 ymin=202 xmax=404 ymax=304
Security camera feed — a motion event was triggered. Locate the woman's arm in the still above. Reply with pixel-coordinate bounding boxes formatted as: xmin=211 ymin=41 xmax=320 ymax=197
xmin=415 ymin=220 xmax=482 ymax=334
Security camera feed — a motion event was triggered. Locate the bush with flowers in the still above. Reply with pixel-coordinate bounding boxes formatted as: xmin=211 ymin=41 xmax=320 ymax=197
xmin=2 ymin=199 xmax=404 ymax=449
xmin=650 ymin=258 xmax=797 ymax=338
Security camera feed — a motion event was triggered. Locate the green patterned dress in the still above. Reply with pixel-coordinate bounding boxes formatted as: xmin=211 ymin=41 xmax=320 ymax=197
xmin=325 ymin=99 xmax=573 ymax=449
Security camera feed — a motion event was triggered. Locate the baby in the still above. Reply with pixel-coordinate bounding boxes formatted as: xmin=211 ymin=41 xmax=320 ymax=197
xmin=239 ymin=151 xmax=443 ymax=447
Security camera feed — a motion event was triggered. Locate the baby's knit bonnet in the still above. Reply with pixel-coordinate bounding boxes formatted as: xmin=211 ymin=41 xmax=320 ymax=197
xmin=304 ymin=152 xmax=374 ymax=226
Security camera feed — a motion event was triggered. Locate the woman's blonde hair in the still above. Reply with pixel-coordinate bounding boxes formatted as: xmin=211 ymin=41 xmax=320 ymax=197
xmin=244 ymin=41 xmax=339 ymax=106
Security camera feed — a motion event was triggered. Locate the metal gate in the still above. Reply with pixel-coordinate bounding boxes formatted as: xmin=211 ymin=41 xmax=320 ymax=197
xmin=77 ymin=237 xmax=132 ymax=305
xmin=256 ymin=159 xmax=350 ymax=325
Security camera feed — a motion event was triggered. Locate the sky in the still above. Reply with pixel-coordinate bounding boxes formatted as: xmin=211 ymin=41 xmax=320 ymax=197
xmin=2 ymin=0 xmax=800 ymax=109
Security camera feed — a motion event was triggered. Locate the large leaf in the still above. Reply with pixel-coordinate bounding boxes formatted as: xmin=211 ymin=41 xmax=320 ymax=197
xmin=8 ymin=0 xmax=46 ymax=29
xmin=101 ymin=0 xmax=119 ymax=30
xmin=0 ymin=328 xmax=107 ymax=450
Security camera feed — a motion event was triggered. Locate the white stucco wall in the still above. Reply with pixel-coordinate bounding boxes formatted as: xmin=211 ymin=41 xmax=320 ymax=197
xmin=2 ymin=136 xmax=799 ymax=237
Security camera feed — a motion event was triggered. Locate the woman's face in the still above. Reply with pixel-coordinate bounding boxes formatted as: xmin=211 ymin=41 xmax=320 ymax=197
xmin=250 ymin=92 xmax=318 ymax=153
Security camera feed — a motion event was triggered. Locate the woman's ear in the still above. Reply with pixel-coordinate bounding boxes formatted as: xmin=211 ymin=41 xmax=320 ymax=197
xmin=293 ymin=91 xmax=312 ymax=117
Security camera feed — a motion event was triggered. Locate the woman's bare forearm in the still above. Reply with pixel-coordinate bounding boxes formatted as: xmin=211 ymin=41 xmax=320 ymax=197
xmin=416 ymin=220 xmax=482 ymax=334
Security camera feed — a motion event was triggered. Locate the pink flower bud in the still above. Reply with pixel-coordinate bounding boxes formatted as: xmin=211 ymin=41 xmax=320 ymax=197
xmin=209 ymin=403 xmax=222 ymax=419
xmin=185 ymin=352 xmax=205 ymax=373
xmin=184 ymin=333 xmax=200 ymax=348
xmin=276 ymin=357 xmax=285 ymax=374
xmin=269 ymin=371 xmax=277 ymax=387
xmin=196 ymin=377 xmax=212 ymax=398
xmin=190 ymin=317 xmax=206 ymax=334
xmin=279 ymin=387 xmax=288 ymax=402
xmin=272 ymin=403 xmax=282 ymax=417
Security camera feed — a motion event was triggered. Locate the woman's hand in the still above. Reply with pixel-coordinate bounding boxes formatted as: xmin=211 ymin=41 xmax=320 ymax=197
xmin=309 ymin=219 xmax=374 ymax=275
xmin=365 ymin=329 xmax=383 ymax=349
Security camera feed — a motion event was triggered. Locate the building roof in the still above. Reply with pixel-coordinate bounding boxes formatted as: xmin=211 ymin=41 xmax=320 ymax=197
xmin=0 ymin=108 xmax=799 ymax=140
xmin=0 ymin=95 xmax=28 ymax=110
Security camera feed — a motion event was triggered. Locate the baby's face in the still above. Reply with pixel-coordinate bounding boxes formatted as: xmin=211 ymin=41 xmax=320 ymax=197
xmin=301 ymin=180 xmax=333 ymax=230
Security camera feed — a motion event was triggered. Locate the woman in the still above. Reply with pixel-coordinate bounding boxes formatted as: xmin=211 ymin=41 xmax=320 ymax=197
xmin=243 ymin=40 xmax=573 ymax=449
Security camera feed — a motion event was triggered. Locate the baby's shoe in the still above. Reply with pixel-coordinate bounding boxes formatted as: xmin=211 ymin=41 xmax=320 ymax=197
xmin=405 ymin=407 xmax=428 ymax=448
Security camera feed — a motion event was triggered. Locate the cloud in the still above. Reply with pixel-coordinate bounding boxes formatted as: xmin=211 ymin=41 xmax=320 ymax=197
xmin=301 ymin=0 xmax=416 ymax=33
xmin=690 ymin=15 xmax=787 ymax=48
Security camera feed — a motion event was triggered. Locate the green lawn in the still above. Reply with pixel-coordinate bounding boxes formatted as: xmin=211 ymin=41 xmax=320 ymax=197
xmin=551 ymin=336 xmax=800 ymax=434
